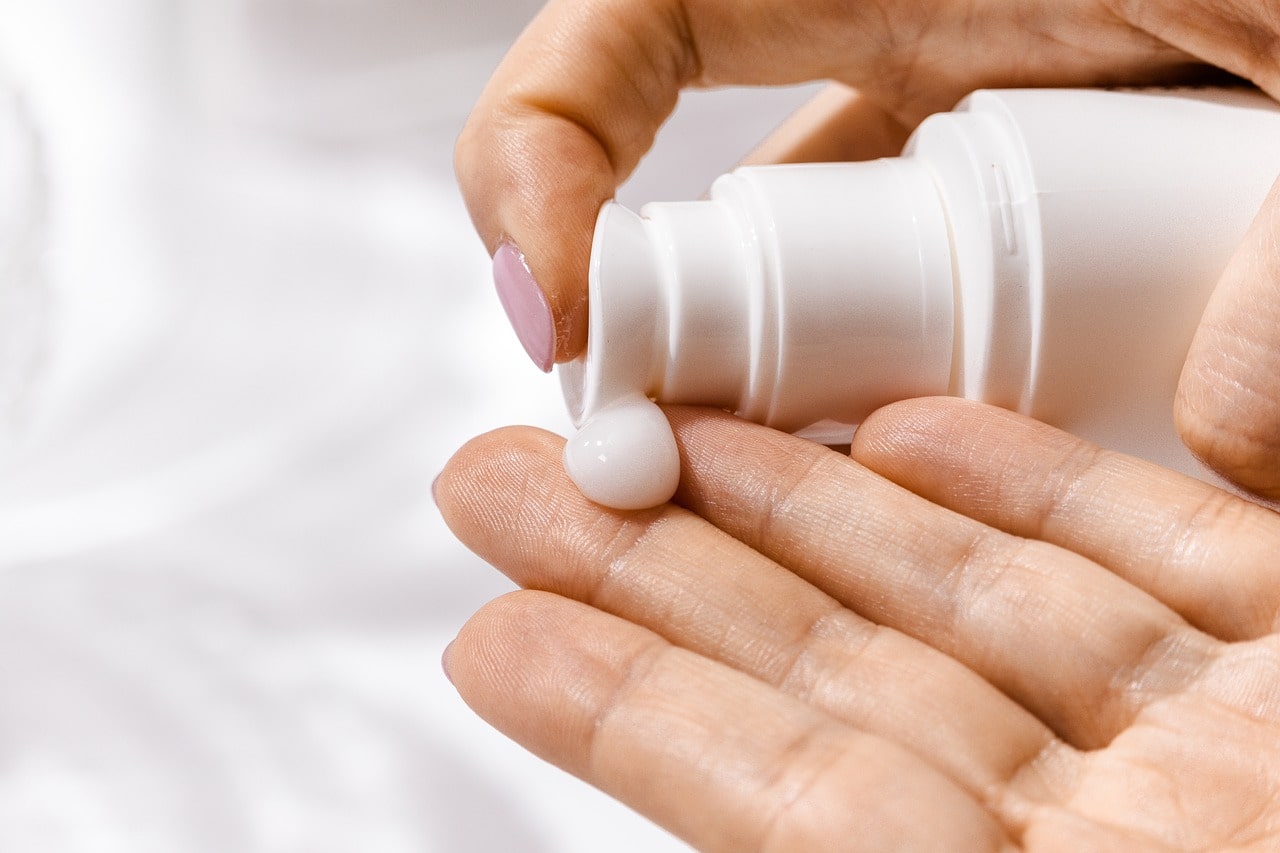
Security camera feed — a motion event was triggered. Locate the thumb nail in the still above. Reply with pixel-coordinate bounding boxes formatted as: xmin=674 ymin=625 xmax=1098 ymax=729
xmin=493 ymin=241 xmax=555 ymax=372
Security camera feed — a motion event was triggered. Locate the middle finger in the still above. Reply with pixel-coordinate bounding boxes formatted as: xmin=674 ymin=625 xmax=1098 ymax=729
xmin=668 ymin=408 xmax=1222 ymax=750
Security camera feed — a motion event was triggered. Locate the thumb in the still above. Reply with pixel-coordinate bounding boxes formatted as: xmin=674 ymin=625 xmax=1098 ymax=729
xmin=1177 ymin=177 xmax=1280 ymax=498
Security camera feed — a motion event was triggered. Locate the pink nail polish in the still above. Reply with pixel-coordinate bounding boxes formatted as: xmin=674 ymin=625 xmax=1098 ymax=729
xmin=493 ymin=242 xmax=555 ymax=372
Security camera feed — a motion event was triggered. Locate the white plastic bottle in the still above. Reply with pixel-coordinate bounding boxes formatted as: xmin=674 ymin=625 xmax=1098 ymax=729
xmin=560 ymin=87 xmax=1280 ymax=510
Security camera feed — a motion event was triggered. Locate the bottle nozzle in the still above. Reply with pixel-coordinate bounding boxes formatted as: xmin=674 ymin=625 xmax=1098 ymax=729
xmin=560 ymin=202 xmax=662 ymax=426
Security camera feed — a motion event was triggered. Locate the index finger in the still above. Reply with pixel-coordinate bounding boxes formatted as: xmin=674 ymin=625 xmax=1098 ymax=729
xmin=455 ymin=0 xmax=1197 ymax=367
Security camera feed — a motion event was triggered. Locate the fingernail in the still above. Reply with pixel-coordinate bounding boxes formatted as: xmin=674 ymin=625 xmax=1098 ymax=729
xmin=442 ymin=640 xmax=455 ymax=685
xmin=493 ymin=241 xmax=555 ymax=372
xmin=431 ymin=471 xmax=441 ymax=507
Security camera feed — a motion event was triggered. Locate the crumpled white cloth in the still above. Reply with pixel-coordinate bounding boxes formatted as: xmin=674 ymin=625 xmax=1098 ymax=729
xmin=0 ymin=3 xmax=814 ymax=850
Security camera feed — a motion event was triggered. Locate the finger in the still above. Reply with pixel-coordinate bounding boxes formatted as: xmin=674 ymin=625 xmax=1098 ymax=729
xmin=437 ymin=425 xmax=1069 ymax=804
xmin=667 ymin=408 xmax=1221 ymax=750
xmin=1176 ymin=178 xmax=1280 ymax=499
xmin=447 ymin=590 xmax=1013 ymax=851
xmin=738 ymin=84 xmax=911 ymax=167
xmin=851 ymin=397 xmax=1280 ymax=642
xmin=1112 ymin=0 xmax=1280 ymax=99
xmin=456 ymin=0 xmax=1199 ymax=365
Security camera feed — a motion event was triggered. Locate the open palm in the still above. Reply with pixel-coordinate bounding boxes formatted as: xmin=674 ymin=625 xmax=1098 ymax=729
xmin=437 ymin=399 xmax=1280 ymax=851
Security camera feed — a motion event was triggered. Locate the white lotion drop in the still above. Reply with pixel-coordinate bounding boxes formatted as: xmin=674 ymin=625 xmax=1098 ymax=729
xmin=563 ymin=395 xmax=679 ymax=510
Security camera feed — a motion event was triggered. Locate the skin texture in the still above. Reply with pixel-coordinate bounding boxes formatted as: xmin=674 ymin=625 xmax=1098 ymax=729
xmin=455 ymin=0 xmax=1280 ymax=493
xmin=450 ymin=2 xmax=1280 ymax=844
xmin=437 ymin=400 xmax=1280 ymax=851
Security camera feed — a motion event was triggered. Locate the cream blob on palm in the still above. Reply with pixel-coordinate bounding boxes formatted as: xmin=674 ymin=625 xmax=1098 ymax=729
xmin=562 ymin=395 xmax=679 ymax=511
xmin=559 ymin=87 xmax=1280 ymax=509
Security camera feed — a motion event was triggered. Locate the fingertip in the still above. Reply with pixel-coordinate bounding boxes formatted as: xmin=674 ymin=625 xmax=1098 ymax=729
xmin=518 ymin=217 xmax=594 ymax=363
xmin=435 ymin=425 xmax=566 ymax=522
xmin=851 ymin=397 xmax=970 ymax=466
xmin=441 ymin=638 xmax=455 ymax=685
xmin=493 ymin=241 xmax=555 ymax=372
xmin=740 ymin=85 xmax=911 ymax=167
xmin=446 ymin=589 xmax=564 ymax=719
xmin=468 ymin=193 xmax=597 ymax=369
xmin=1174 ymin=367 xmax=1280 ymax=500
xmin=850 ymin=398 xmax=1087 ymax=512
xmin=852 ymin=398 xmax=928 ymax=450
xmin=454 ymin=97 xmax=609 ymax=365
xmin=447 ymin=589 xmax=649 ymax=778
xmin=1173 ymin=177 xmax=1280 ymax=500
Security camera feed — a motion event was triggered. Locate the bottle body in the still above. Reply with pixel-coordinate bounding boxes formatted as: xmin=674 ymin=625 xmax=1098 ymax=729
xmin=562 ymin=88 xmax=1280 ymax=477
xmin=927 ymin=87 xmax=1280 ymax=470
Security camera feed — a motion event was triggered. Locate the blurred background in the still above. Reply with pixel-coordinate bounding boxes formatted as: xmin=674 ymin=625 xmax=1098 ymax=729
xmin=0 ymin=1 xmax=818 ymax=850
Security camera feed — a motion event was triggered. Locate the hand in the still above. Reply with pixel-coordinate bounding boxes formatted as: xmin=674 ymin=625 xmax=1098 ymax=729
xmin=1177 ymin=177 xmax=1280 ymax=498
xmin=456 ymin=0 xmax=1280 ymax=495
xmin=436 ymin=399 xmax=1280 ymax=851
xmin=454 ymin=0 xmax=1280 ymax=362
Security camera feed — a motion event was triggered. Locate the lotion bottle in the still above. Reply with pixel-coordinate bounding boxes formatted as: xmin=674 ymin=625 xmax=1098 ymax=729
xmin=560 ymin=87 xmax=1280 ymax=509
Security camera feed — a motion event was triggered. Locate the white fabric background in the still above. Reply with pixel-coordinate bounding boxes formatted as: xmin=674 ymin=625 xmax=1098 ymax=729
xmin=0 ymin=2 xmax=817 ymax=850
